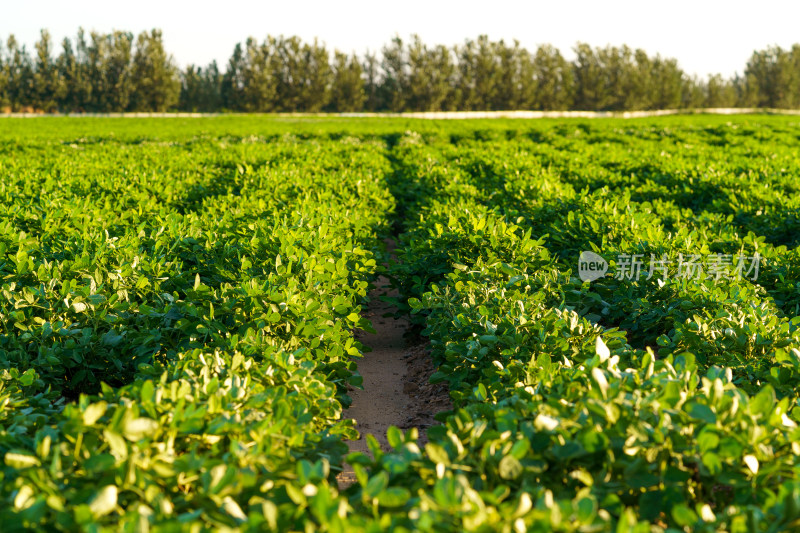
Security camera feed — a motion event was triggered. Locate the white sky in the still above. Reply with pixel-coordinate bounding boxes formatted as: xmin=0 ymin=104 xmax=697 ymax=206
xmin=3 ymin=0 xmax=798 ymax=78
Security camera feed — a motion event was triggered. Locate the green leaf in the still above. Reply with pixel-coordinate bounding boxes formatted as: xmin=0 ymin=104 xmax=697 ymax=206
xmin=591 ymin=367 xmax=609 ymax=398
xmin=750 ymin=385 xmax=775 ymax=417
xmin=103 ymin=430 xmax=128 ymax=459
xmin=576 ymin=497 xmax=597 ymax=522
xmin=89 ymin=485 xmax=117 ymax=518
xmin=702 ymin=452 xmax=722 ymax=475
xmin=672 ymin=503 xmax=698 ymax=527
xmin=5 ymin=451 xmax=41 ymax=469
xmin=222 ymin=496 xmax=247 ymax=522
xmin=697 ymin=430 xmax=719 ymax=453
xmin=123 ymin=418 xmax=159 ymax=441
xmin=83 ymin=401 xmax=108 ymax=426
xmin=377 ymin=487 xmax=411 ymax=507
xmin=499 ymin=455 xmax=523 ymax=480
xmin=687 ymin=403 xmax=716 ymax=425
xmin=744 ymin=454 xmax=759 ymax=474
xmin=386 ymin=426 xmax=404 ymax=449
xmin=365 ymin=472 xmax=389 ymax=499
xmin=510 ymin=439 xmax=530 ymax=459
xmin=425 ymin=443 xmax=450 ymax=465
xmin=595 ymin=336 xmax=610 ymax=362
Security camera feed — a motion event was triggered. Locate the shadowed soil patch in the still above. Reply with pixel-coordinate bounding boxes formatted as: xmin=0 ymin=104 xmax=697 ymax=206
xmin=336 ymin=273 xmax=451 ymax=488
xmin=399 ymin=343 xmax=452 ymax=443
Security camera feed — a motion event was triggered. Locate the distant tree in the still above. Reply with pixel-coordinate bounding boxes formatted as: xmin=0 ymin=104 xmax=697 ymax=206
xmin=87 ymin=31 xmax=134 ymax=112
xmin=597 ymin=45 xmax=626 ymax=110
xmin=405 ymin=35 xmax=455 ymax=111
xmin=4 ymin=36 xmax=35 ymax=111
xmin=221 ymin=43 xmax=246 ymax=110
xmin=627 ymin=49 xmax=654 ymax=110
xmin=33 ymin=30 xmax=63 ymax=112
xmin=380 ymin=37 xmax=407 ymax=112
xmin=532 ymin=44 xmax=573 ymax=110
xmin=293 ymin=38 xmax=332 ymax=112
xmin=85 ymin=32 xmax=107 ymax=111
xmin=57 ymin=37 xmax=78 ymax=111
xmin=239 ymin=37 xmax=278 ymax=112
xmin=0 ymin=40 xmax=7 ymax=109
xmin=650 ymin=56 xmax=683 ymax=109
xmin=68 ymin=29 xmax=93 ymax=111
xmin=273 ymin=36 xmax=300 ymax=111
xmin=571 ymin=43 xmax=608 ymax=110
xmin=704 ymin=74 xmax=737 ymax=107
xmin=203 ymin=61 xmax=223 ymax=110
xmin=681 ymin=75 xmax=705 ymax=108
xmin=492 ymin=40 xmax=534 ymax=110
xmin=8 ymin=28 xmax=800 ymax=113
xmin=456 ymin=36 xmax=501 ymax=110
xmin=329 ymin=51 xmax=365 ymax=112
xmin=742 ymin=49 xmax=772 ymax=107
xmin=432 ymin=44 xmax=459 ymax=110
xmin=179 ymin=65 xmax=203 ymax=111
xmin=362 ymin=51 xmax=381 ymax=111
xmin=743 ymin=46 xmax=800 ymax=108
xmin=130 ymin=29 xmax=181 ymax=111
xmin=792 ymin=44 xmax=800 ymax=106
xmin=179 ymin=61 xmax=222 ymax=111
xmin=269 ymin=34 xmax=334 ymax=112
xmin=731 ymin=74 xmax=749 ymax=107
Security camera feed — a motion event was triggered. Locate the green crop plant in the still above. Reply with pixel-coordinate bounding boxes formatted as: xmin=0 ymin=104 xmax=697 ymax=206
xmin=2 ymin=115 xmax=800 ymax=531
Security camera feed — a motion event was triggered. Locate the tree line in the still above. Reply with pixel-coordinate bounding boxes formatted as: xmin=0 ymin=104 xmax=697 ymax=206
xmin=1 ymin=29 xmax=799 ymax=113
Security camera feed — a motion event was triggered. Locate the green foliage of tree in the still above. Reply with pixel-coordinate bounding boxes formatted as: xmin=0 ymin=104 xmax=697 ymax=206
xmin=571 ymin=43 xmax=608 ymax=110
xmin=130 ymin=29 xmax=181 ymax=112
xmin=32 ymin=30 xmax=63 ymax=112
xmin=456 ymin=35 xmax=501 ymax=110
xmin=681 ymin=75 xmax=706 ymax=109
xmin=3 ymin=28 xmax=800 ymax=113
xmin=597 ymin=45 xmax=633 ymax=111
xmin=406 ymin=35 xmax=456 ymax=111
xmin=623 ymin=49 xmax=654 ymax=110
xmin=329 ymin=51 xmax=365 ymax=112
xmin=744 ymin=45 xmax=800 ymax=108
xmin=179 ymin=61 xmax=222 ymax=112
xmin=0 ymin=40 xmax=7 ymax=109
xmin=221 ymin=43 xmax=246 ymax=111
xmin=56 ymin=32 xmax=92 ymax=112
xmin=362 ymin=52 xmax=381 ymax=111
xmin=239 ymin=37 xmax=279 ymax=112
xmin=3 ymin=35 xmax=35 ymax=110
xmin=491 ymin=40 xmax=535 ymax=110
xmin=87 ymin=31 xmax=134 ymax=112
xmin=532 ymin=45 xmax=573 ymax=110
xmin=273 ymin=36 xmax=331 ymax=112
xmin=572 ymin=44 xmax=674 ymax=111
xmin=650 ymin=56 xmax=684 ymax=109
xmin=704 ymin=74 xmax=738 ymax=108
xmin=380 ymin=36 xmax=407 ymax=112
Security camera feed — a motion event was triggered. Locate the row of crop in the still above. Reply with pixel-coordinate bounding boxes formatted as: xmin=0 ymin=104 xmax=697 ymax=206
xmin=4 ymin=117 xmax=800 ymax=530
xmin=407 ymin=132 xmax=800 ymax=398
xmin=340 ymin=131 xmax=800 ymax=531
xmin=0 ymin=136 xmax=395 ymax=530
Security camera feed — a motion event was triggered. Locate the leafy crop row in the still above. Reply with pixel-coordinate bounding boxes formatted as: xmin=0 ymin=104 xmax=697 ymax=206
xmin=354 ymin=124 xmax=800 ymax=531
xmin=0 ymin=133 xmax=395 ymax=530
xmin=3 ymin=116 xmax=800 ymax=531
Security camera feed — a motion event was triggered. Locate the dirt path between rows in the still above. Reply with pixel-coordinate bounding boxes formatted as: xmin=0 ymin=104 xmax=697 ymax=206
xmin=337 ymin=263 xmax=451 ymax=488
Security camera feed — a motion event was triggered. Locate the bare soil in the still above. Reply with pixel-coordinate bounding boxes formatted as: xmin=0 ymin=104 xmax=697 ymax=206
xmin=336 ymin=274 xmax=451 ymax=488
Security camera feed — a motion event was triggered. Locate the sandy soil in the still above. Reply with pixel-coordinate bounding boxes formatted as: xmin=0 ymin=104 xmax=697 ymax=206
xmin=336 ymin=274 xmax=451 ymax=488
